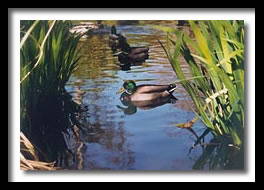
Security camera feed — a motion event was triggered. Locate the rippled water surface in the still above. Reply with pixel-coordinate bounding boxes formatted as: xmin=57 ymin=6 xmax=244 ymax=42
xmin=65 ymin=24 xmax=212 ymax=170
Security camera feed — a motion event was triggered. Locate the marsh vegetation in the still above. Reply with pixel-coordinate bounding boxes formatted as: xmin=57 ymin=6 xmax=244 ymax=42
xmin=20 ymin=20 xmax=244 ymax=170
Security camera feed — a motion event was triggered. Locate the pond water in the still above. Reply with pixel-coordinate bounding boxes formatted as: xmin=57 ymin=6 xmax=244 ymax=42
xmin=65 ymin=24 xmax=213 ymax=170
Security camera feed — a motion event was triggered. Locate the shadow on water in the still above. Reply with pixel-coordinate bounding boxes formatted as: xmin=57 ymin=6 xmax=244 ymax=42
xmin=23 ymin=88 xmax=85 ymax=167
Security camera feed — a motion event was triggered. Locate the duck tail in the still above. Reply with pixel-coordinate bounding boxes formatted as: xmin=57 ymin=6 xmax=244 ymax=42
xmin=169 ymin=94 xmax=178 ymax=104
xmin=168 ymin=84 xmax=177 ymax=93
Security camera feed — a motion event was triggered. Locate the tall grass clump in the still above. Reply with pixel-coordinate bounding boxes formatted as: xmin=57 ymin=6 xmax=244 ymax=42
xmin=154 ymin=20 xmax=244 ymax=147
xmin=20 ymin=20 xmax=83 ymax=162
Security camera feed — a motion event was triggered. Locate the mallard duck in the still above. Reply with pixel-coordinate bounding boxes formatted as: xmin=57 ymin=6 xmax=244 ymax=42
xmin=109 ymin=25 xmax=149 ymax=62
xmin=116 ymin=36 xmax=149 ymax=63
xmin=118 ymin=50 xmax=148 ymax=63
xmin=117 ymin=92 xmax=177 ymax=115
xmin=116 ymin=80 xmax=177 ymax=102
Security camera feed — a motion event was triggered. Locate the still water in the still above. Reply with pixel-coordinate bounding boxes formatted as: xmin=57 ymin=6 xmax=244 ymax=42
xmin=65 ymin=24 xmax=212 ymax=170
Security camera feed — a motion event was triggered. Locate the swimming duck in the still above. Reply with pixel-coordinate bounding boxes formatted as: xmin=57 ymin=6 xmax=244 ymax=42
xmin=117 ymin=91 xmax=177 ymax=115
xmin=117 ymin=36 xmax=149 ymax=63
xmin=117 ymin=50 xmax=149 ymax=63
xmin=116 ymin=80 xmax=177 ymax=102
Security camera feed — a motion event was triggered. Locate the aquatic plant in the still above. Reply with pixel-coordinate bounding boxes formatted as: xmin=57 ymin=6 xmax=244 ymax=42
xmin=154 ymin=20 xmax=244 ymax=147
xmin=20 ymin=20 xmax=82 ymax=132
xmin=20 ymin=20 xmax=83 ymax=165
xmin=20 ymin=132 xmax=62 ymax=170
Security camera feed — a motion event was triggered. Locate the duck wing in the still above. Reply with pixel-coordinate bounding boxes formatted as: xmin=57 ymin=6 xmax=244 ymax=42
xmin=136 ymin=84 xmax=176 ymax=94
xmin=128 ymin=52 xmax=148 ymax=61
xmin=130 ymin=47 xmax=149 ymax=54
xmin=130 ymin=92 xmax=168 ymax=101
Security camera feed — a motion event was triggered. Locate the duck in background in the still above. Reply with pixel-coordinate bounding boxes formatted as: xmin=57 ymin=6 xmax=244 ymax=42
xmin=117 ymin=35 xmax=149 ymax=63
xmin=108 ymin=25 xmax=149 ymax=66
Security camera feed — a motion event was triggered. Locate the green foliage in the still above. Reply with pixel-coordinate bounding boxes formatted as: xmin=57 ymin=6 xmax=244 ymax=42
xmin=154 ymin=21 xmax=244 ymax=146
xmin=20 ymin=20 xmax=82 ymax=133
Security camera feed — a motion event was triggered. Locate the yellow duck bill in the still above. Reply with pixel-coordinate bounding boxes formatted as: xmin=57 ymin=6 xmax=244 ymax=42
xmin=116 ymin=87 xmax=125 ymax=94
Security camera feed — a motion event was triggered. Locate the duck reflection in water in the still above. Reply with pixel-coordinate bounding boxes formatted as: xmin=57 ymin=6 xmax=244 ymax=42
xmin=116 ymin=80 xmax=177 ymax=115
xmin=119 ymin=61 xmax=144 ymax=71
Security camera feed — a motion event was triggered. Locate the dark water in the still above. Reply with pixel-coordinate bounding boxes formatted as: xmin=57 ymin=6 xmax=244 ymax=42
xmin=65 ymin=24 xmax=214 ymax=170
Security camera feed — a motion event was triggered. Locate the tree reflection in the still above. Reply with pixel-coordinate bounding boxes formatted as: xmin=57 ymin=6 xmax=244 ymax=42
xmin=68 ymin=34 xmax=136 ymax=169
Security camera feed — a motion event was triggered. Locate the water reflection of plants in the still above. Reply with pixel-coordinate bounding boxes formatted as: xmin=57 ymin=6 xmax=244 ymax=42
xmin=186 ymin=128 xmax=243 ymax=170
xmin=20 ymin=20 xmax=83 ymax=168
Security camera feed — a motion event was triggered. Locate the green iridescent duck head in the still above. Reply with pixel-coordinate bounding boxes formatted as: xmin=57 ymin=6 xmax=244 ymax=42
xmin=116 ymin=80 xmax=137 ymax=95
